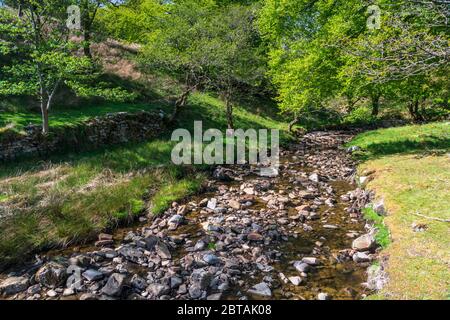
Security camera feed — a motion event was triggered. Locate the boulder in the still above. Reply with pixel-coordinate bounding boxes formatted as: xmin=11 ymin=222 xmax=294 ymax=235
xmin=352 ymin=234 xmax=376 ymax=251
xmin=155 ymin=242 xmax=172 ymax=260
xmin=35 ymin=262 xmax=67 ymax=289
xmin=0 ymin=276 xmax=29 ymax=295
xmin=353 ymin=252 xmax=371 ymax=263
xmin=101 ymin=273 xmax=127 ymax=297
xmin=82 ymin=269 xmax=104 ymax=282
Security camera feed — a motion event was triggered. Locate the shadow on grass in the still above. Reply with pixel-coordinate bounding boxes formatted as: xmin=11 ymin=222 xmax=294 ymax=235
xmin=354 ymin=136 xmax=450 ymax=161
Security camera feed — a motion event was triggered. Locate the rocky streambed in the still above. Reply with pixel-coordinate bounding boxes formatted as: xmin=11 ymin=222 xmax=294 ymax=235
xmin=0 ymin=131 xmax=379 ymax=300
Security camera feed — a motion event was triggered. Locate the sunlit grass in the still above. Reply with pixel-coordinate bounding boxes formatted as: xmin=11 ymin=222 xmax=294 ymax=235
xmin=350 ymin=122 xmax=450 ymax=300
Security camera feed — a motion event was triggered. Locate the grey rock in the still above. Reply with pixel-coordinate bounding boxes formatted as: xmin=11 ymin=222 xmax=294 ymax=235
xmin=293 ymin=261 xmax=311 ymax=273
xmin=0 ymin=276 xmax=29 ymax=295
xmin=147 ymin=283 xmax=170 ymax=298
xmin=194 ymin=240 xmax=206 ymax=251
xmin=131 ymin=274 xmax=147 ymax=291
xmin=170 ymin=276 xmax=183 ymax=289
xmin=27 ymin=284 xmax=41 ymax=295
xmin=190 ymin=269 xmax=212 ymax=290
xmin=79 ymin=293 xmax=98 ymax=300
xmin=353 ymin=252 xmax=371 ymax=263
xmin=352 ymin=234 xmax=376 ymax=251
xmin=203 ymin=254 xmax=220 ymax=265
xmin=309 ymin=173 xmax=320 ymax=183
xmin=35 ymin=262 xmax=67 ymax=289
xmin=101 ymin=273 xmax=127 ymax=297
xmin=288 ymin=276 xmax=302 ymax=286
xmin=373 ymin=199 xmax=386 ymax=216
xmin=118 ymin=246 xmax=143 ymax=263
xmin=302 ymin=257 xmax=320 ymax=266
xmin=207 ymin=198 xmax=218 ymax=210
xmin=46 ymin=289 xmax=58 ymax=297
xmin=82 ymin=269 xmax=104 ymax=282
xmin=188 ymin=284 xmax=203 ymax=299
xmin=318 ymin=292 xmax=330 ymax=300
xmin=63 ymin=288 xmax=75 ymax=296
xmin=168 ymin=214 xmax=183 ymax=225
xmin=207 ymin=293 xmax=222 ymax=300
xmin=247 ymin=282 xmax=272 ymax=298
xmin=155 ymin=242 xmax=172 ymax=260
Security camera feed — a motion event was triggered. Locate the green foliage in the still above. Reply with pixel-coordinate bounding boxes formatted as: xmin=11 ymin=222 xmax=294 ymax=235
xmin=342 ymin=106 xmax=377 ymax=126
xmin=258 ymin=0 xmax=449 ymax=123
xmin=0 ymin=3 xmax=135 ymax=133
xmin=363 ymin=207 xmax=390 ymax=249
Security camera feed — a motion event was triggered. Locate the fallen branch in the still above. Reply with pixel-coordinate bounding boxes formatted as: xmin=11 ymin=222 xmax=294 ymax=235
xmin=413 ymin=211 xmax=450 ymax=223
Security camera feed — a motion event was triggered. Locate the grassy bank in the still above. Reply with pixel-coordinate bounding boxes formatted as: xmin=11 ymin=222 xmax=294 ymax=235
xmin=0 ymin=92 xmax=292 ymax=269
xmin=348 ymin=122 xmax=450 ymax=300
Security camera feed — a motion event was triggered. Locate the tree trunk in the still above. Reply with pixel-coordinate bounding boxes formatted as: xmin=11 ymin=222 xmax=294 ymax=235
xmin=371 ymin=95 xmax=380 ymax=117
xmin=18 ymin=3 xmax=23 ymax=18
xmin=169 ymin=89 xmax=191 ymax=123
xmin=408 ymin=99 xmax=423 ymax=122
xmin=83 ymin=29 xmax=92 ymax=59
xmin=41 ymin=102 xmax=49 ymax=135
xmin=225 ymin=93 xmax=234 ymax=130
xmin=288 ymin=113 xmax=299 ymax=132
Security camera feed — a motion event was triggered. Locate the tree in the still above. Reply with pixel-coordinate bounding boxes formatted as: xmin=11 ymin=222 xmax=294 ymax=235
xmin=137 ymin=0 xmax=266 ymax=126
xmin=258 ymin=0 xmax=361 ymax=123
xmin=0 ymin=2 xmax=134 ymax=134
xmin=137 ymin=0 xmax=216 ymax=122
xmin=201 ymin=4 xmax=266 ymax=129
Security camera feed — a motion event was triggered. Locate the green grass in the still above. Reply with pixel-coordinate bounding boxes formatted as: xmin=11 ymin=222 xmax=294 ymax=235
xmin=0 ymin=101 xmax=170 ymax=135
xmin=363 ymin=207 xmax=391 ymax=249
xmin=151 ymin=177 xmax=204 ymax=215
xmin=0 ymin=92 xmax=291 ymax=269
xmin=349 ymin=121 xmax=450 ymax=300
xmin=348 ymin=122 xmax=450 ymax=160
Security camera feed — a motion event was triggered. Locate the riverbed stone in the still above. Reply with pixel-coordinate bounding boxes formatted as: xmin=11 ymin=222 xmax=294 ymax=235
xmin=373 ymin=199 xmax=386 ymax=216
xmin=155 ymin=242 xmax=172 ymax=260
xmin=353 ymin=252 xmax=371 ymax=263
xmin=293 ymin=261 xmax=311 ymax=273
xmin=35 ymin=262 xmax=67 ymax=289
xmin=302 ymin=257 xmax=320 ymax=266
xmin=352 ymin=234 xmax=376 ymax=251
xmin=101 ymin=273 xmax=127 ymax=297
xmin=82 ymin=269 xmax=104 ymax=282
xmin=288 ymin=276 xmax=302 ymax=286
xmin=203 ymin=254 xmax=220 ymax=265
xmin=147 ymin=283 xmax=170 ymax=298
xmin=0 ymin=276 xmax=29 ymax=295
xmin=318 ymin=292 xmax=330 ymax=300
xmin=247 ymin=282 xmax=272 ymax=297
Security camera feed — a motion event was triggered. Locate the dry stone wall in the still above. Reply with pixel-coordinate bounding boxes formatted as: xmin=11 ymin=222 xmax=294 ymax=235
xmin=0 ymin=111 xmax=166 ymax=162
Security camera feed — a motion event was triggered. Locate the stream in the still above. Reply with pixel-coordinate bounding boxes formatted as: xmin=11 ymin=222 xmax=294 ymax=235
xmin=0 ymin=131 xmax=375 ymax=300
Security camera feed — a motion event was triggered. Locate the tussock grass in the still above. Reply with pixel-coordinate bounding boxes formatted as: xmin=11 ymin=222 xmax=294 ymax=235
xmin=349 ymin=122 xmax=450 ymax=300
